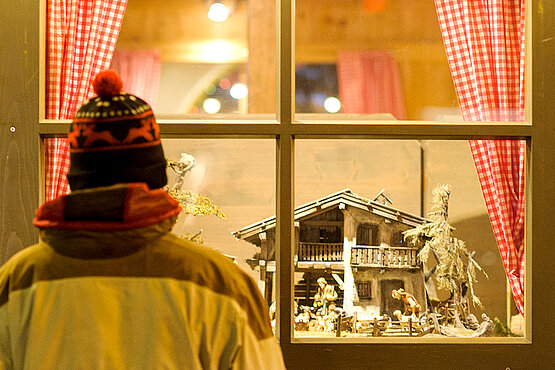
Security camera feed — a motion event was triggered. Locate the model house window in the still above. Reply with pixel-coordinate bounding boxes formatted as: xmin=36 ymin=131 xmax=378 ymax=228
xmin=356 ymin=281 xmax=372 ymax=300
xmin=357 ymin=224 xmax=379 ymax=246
xmin=391 ymin=231 xmax=406 ymax=247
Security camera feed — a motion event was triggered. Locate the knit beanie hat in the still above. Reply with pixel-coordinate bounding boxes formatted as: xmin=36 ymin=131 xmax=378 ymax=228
xmin=67 ymin=70 xmax=167 ymax=190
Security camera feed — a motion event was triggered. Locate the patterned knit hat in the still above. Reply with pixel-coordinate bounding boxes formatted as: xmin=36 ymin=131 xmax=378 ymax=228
xmin=67 ymin=70 xmax=167 ymax=190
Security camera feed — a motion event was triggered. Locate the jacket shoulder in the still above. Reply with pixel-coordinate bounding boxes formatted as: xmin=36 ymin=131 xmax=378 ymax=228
xmin=151 ymin=233 xmax=274 ymax=340
xmin=0 ymin=243 xmax=51 ymax=307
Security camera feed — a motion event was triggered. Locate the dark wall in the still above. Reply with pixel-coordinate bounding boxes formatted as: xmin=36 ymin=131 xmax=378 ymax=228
xmin=0 ymin=0 xmax=40 ymax=264
xmin=452 ymin=214 xmax=507 ymax=321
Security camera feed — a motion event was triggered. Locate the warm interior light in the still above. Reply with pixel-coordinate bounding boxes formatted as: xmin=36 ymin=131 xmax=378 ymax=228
xmin=229 ymin=83 xmax=248 ymax=99
xmin=324 ymin=97 xmax=341 ymax=113
xmin=203 ymin=98 xmax=221 ymax=114
xmin=208 ymin=2 xmax=229 ymax=22
xmin=174 ymin=40 xmax=247 ymax=63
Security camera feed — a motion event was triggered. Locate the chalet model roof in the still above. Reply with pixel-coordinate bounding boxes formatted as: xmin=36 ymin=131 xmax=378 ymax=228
xmin=232 ymin=188 xmax=429 ymax=241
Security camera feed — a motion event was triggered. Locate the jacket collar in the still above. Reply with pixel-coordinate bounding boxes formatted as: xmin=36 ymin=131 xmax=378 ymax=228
xmin=34 ymin=183 xmax=181 ymax=231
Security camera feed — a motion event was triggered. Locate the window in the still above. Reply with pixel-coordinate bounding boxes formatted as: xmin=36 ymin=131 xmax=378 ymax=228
xmin=356 ymin=281 xmax=372 ymax=300
xmin=391 ymin=231 xmax=405 ymax=247
xmin=356 ymin=224 xmax=379 ymax=246
xmin=31 ymin=0 xmax=554 ymax=367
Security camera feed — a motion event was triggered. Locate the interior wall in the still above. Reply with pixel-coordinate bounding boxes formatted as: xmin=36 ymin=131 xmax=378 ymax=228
xmin=116 ymin=0 xmax=248 ymax=63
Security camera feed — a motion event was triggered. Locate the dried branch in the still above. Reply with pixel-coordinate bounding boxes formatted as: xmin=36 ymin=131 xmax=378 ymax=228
xmin=403 ymin=184 xmax=488 ymax=311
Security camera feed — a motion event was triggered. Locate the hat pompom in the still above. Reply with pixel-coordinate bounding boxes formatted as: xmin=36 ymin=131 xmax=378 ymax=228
xmin=93 ymin=70 xmax=123 ymax=98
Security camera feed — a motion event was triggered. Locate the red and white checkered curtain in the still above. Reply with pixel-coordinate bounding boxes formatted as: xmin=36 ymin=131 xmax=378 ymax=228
xmin=435 ymin=0 xmax=526 ymax=315
xmin=45 ymin=0 xmax=127 ymax=200
xmin=110 ymin=50 xmax=161 ymax=109
xmin=337 ymin=50 xmax=406 ymax=119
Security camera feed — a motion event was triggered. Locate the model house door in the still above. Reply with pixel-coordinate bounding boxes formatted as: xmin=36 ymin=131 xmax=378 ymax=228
xmin=380 ymin=279 xmax=405 ymax=316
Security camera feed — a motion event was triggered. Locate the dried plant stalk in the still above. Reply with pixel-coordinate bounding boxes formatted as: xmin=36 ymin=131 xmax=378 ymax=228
xmin=404 ymin=184 xmax=488 ymax=313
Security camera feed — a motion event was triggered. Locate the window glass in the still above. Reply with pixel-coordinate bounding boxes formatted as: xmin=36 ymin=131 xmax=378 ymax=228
xmin=114 ymin=0 xmax=276 ymax=117
xmin=163 ymin=139 xmax=275 ymax=284
xmin=272 ymin=139 xmax=521 ymax=339
xmin=295 ymin=0 xmax=459 ymax=120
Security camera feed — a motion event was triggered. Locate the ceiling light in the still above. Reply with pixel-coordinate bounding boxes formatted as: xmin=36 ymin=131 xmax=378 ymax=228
xmin=208 ymin=2 xmax=229 ymax=22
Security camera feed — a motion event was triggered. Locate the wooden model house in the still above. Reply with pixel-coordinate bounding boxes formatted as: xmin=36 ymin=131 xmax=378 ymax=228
xmin=233 ymin=189 xmax=429 ymax=319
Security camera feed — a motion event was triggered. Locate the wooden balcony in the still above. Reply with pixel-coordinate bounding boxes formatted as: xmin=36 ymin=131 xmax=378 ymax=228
xmin=297 ymin=242 xmax=343 ymax=262
xmin=296 ymin=243 xmax=420 ymax=270
xmin=351 ymin=245 xmax=420 ymax=268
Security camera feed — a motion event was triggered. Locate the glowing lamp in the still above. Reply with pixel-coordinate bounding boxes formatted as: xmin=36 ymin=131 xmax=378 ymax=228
xmin=324 ymin=97 xmax=341 ymax=113
xmin=230 ymin=83 xmax=248 ymax=99
xmin=203 ymin=98 xmax=221 ymax=114
xmin=208 ymin=2 xmax=229 ymax=22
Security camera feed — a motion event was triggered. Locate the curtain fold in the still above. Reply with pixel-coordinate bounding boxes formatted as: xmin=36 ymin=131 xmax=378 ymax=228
xmin=435 ymin=0 xmax=526 ymax=315
xmin=45 ymin=0 xmax=127 ymax=200
xmin=110 ymin=50 xmax=161 ymax=109
xmin=337 ymin=50 xmax=406 ymax=119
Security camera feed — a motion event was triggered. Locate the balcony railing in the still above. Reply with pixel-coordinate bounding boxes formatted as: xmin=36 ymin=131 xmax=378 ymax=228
xmin=296 ymin=243 xmax=419 ymax=268
xmin=297 ymin=242 xmax=343 ymax=262
xmin=351 ymin=245 xmax=419 ymax=268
